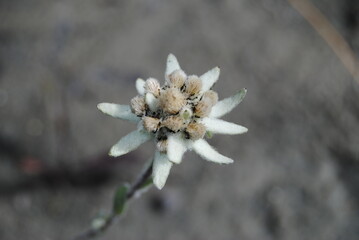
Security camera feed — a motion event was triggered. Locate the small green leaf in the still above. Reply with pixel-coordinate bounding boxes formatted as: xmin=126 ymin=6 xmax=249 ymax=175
xmin=113 ymin=185 xmax=128 ymax=214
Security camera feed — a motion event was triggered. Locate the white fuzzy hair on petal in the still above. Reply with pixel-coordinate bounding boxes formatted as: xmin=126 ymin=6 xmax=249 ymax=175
xmin=153 ymin=151 xmax=173 ymax=189
xmin=192 ymin=139 xmax=233 ymax=164
xmin=201 ymin=117 xmax=248 ymax=135
xmin=136 ymin=78 xmax=146 ymax=95
xmin=97 ymin=103 xmax=140 ymax=122
xmin=200 ymin=67 xmax=220 ymax=92
xmin=209 ymin=88 xmax=247 ymax=118
xmin=167 ymin=134 xmax=187 ymax=164
xmin=165 ymin=54 xmax=181 ymax=79
xmin=109 ymin=129 xmax=152 ymax=157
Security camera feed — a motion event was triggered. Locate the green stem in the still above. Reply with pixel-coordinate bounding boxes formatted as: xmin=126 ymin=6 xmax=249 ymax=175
xmin=71 ymin=159 xmax=153 ymax=240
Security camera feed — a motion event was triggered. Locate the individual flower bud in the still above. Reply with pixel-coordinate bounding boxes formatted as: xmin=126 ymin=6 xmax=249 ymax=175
xmin=168 ymin=69 xmax=186 ymax=88
xmin=130 ymin=95 xmax=146 ymax=116
xmin=142 ymin=116 xmax=160 ymax=132
xmin=159 ymin=88 xmax=186 ymax=114
xmin=162 ymin=115 xmax=184 ymax=132
xmin=180 ymin=107 xmax=193 ymax=121
xmin=156 ymin=140 xmax=168 ymax=153
xmin=185 ymin=75 xmax=202 ymax=96
xmin=145 ymin=78 xmax=160 ymax=97
xmin=203 ymin=90 xmax=218 ymax=106
xmin=186 ymin=122 xmax=206 ymax=140
xmin=194 ymin=98 xmax=212 ymax=117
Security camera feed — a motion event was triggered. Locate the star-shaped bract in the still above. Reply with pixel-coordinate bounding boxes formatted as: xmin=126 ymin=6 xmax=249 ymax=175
xmin=98 ymin=54 xmax=247 ymax=189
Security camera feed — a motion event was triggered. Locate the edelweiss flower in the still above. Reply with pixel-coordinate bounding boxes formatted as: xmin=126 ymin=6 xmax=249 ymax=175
xmin=98 ymin=54 xmax=247 ymax=189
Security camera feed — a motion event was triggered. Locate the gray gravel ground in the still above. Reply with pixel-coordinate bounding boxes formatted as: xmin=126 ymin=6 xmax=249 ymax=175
xmin=0 ymin=0 xmax=359 ymax=240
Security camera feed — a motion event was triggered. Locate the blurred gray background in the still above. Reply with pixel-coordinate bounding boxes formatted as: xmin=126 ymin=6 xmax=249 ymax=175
xmin=1 ymin=0 xmax=359 ymax=239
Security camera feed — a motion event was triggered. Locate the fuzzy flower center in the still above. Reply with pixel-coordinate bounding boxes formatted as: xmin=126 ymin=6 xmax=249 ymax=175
xmin=130 ymin=70 xmax=218 ymax=152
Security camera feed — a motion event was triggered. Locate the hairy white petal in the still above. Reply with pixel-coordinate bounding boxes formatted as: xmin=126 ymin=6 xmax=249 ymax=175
xmin=109 ymin=129 xmax=152 ymax=157
xmin=209 ymin=88 xmax=247 ymax=118
xmin=136 ymin=78 xmax=146 ymax=95
xmin=167 ymin=134 xmax=187 ymax=164
xmin=165 ymin=54 xmax=181 ymax=79
xmin=201 ymin=118 xmax=248 ymax=135
xmin=153 ymin=151 xmax=173 ymax=189
xmin=192 ymin=139 xmax=233 ymax=164
xmin=200 ymin=67 xmax=220 ymax=92
xmin=145 ymin=93 xmax=159 ymax=112
xmin=97 ymin=103 xmax=140 ymax=122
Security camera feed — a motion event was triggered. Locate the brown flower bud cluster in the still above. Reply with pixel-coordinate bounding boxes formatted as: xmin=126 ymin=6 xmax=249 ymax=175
xmin=130 ymin=74 xmax=219 ymax=152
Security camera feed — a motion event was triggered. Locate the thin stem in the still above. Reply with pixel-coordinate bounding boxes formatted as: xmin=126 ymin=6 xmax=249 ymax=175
xmin=71 ymin=159 xmax=153 ymax=240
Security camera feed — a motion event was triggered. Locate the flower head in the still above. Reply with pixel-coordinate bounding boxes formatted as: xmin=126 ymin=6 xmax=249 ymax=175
xmin=98 ymin=54 xmax=247 ymax=189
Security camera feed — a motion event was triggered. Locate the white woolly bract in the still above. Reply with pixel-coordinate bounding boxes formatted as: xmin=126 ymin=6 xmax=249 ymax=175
xmin=191 ymin=139 xmax=233 ymax=164
xmin=136 ymin=78 xmax=146 ymax=95
xmin=209 ymin=88 xmax=247 ymax=118
xmin=165 ymin=54 xmax=181 ymax=79
xmin=109 ymin=129 xmax=152 ymax=157
xmin=200 ymin=67 xmax=220 ymax=92
xmin=153 ymin=151 xmax=173 ymax=189
xmin=97 ymin=103 xmax=140 ymax=122
xmin=167 ymin=134 xmax=187 ymax=164
xmin=201 ymin=117 xmax=248 ymax=135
